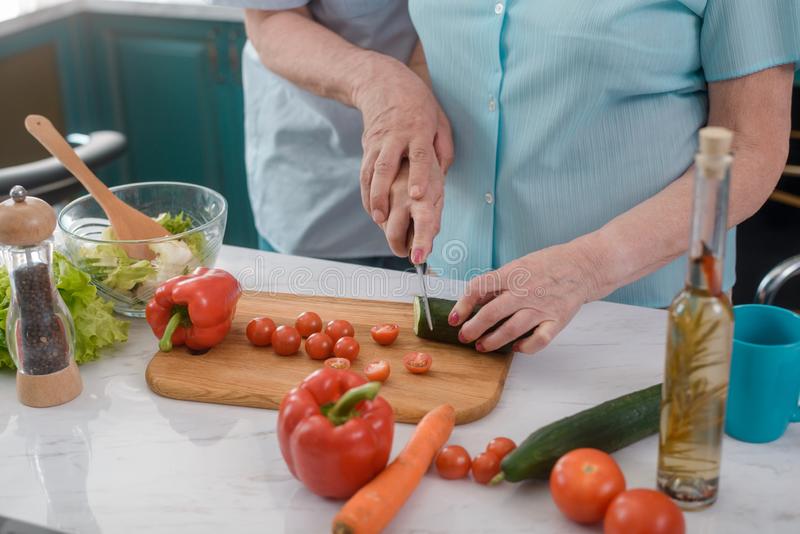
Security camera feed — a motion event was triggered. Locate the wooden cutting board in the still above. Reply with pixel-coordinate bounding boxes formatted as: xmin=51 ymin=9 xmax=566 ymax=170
xmin=145 ymin=291 xmax=513 ymax=424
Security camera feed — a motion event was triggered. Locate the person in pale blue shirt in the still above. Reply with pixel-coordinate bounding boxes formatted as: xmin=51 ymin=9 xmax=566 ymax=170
xmin=374 ymin=1 xmax=798 ymax=353
xmin=207 ymin=0 xmax=453 ymax=268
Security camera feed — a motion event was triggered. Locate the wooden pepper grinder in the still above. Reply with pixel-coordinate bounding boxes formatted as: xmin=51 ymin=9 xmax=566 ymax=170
xmin=0 ymin=185 xmax=82 ymax=407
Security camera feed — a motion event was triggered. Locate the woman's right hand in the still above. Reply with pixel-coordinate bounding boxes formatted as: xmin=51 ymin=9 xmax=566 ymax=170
xmin=353 ymin=55 xmax=453 ymax=254
xmin=380 ymin=159 xmax=444 ymax=264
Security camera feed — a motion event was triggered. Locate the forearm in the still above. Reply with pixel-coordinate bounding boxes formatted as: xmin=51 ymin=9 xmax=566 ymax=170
xmin=578 ymin=65 xmax=793 ymax=300
xmin=244 ymin=9 xmax=402 ymax=107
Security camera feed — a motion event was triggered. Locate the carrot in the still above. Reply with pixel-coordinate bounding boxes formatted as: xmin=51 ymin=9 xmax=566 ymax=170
xmin=332 ymin=403 xmax=456 ymax=534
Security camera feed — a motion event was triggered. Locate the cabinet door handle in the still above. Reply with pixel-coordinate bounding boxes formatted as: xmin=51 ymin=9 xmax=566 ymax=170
xmin=229 ymin=31 xmax=241 ymax=84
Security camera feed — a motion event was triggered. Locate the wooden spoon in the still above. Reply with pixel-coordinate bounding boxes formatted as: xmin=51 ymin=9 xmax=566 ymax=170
xmin=25 ymin=114 xmax=169 ymax=260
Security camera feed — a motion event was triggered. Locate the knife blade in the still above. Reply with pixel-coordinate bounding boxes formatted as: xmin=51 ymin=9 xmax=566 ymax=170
xmin=407 ymin=221 xmax=434 ymax=332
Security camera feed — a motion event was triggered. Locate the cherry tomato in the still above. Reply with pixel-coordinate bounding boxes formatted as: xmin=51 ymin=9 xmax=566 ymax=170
xmin=363 ymin=360 xmax=390 ymax=382
xmin=402 ymin=351 xmax=432 ymax=374
xmin=325 ymin=320 xmax=355 ymax=342
xmin=333 ymin=336 xmax=360 ymax=361
xmin=604 ymin=489 xmax=685 ymax=534
xmin=550 ymin=448 xmax=626 ymax=525
xmin=295 ymin=311 xmax=323 ymax=337
xmin=271 ymin=325 xmax=301 ymax=356
xmin=305 ymin=332 xmax=333 ymax=360
xmin=246 ymin=317 xmax=276 ymax=347
xmin=324 ymin=357 xmax=351 ymax=370
xmin=471 ymin=451 xmax=501 ymax=484
xmin=370 ymin=323 xmax=400 ymax=346
xmin=435 ymin=445 xmax=471 ymax=480
xmin=486 ymin=437 xmax=517 ymax=460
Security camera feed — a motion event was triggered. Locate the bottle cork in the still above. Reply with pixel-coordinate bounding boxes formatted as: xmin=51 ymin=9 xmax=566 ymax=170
xmin=699 ymin=127 xmax=734 ymax=157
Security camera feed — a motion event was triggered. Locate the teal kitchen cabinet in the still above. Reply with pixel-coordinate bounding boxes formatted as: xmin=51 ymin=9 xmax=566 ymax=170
xmin=88 ymin=14 xmax=256 ymax=248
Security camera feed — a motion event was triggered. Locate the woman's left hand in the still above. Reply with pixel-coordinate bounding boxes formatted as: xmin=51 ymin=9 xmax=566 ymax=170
xmin=449 ymin=242 xmax=601 ymax=354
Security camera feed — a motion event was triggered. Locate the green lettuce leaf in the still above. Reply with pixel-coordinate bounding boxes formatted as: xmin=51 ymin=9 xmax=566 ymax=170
xmin=0 ymin=253 xmax=129 ymax=371
xmin=155 ymin=211 xmax=205 ymax=258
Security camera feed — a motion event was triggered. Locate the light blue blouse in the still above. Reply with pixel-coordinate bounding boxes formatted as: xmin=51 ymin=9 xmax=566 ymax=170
xmin=409 ymin=0 xmax=800 ymax=307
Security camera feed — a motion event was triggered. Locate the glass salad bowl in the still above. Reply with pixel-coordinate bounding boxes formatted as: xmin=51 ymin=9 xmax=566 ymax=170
xmin=58 ymin=181 xmax=227 ymax=317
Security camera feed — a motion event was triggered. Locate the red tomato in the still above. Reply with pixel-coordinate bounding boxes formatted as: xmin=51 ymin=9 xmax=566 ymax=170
xmin=246 ymin=317 xmax=276 ymax=347
xmin=325 ymin=320 xmax=355 ymax=342
xmin=471 ymin=451 xmax=501 ymax=485
xmin=550 ymin=448 xmax=626 ymax=525
xmin=324 ymin=357 xmax=351 ymax=370
xmin=305 ymin=332 xmax=333 ymax=360
xmin=486 ymin=437 xmax=516 ymax=460
xmin=370 ymin=323 xmax=400 ymax=346
xmin=363 ymin=360 xmax=391 ymax=382
xmin=435 ymin=445 xmax=471 ymax=480
xmin=295 ymin=311 xmax=323 ymax=337
xmin=333 ymin=336 xmax=360 ymax=361
xmin=402 ymin=351 xmax=432 ymax=374
xmin=271 ymin=325 xmax=301 ymax=356
xmin=604 ymin=489 xmax=685 ymax=534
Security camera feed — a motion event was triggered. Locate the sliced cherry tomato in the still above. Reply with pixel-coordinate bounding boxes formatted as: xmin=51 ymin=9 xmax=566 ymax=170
xmin=325 ymin=319 xmax=355 ymax=342
xmin=550 ymin=448 xmax=626 ymax=525
xmin=402 ymin=351 xmax=432 ymax=374
xmin=486 ymin=437 xmax=517 ymax=460
xmin=295 ymin=311 xmax=323 ymax=337
xmin=333 ymin=336 xmax=360 ymax=361
xmin=471 ymin=451 xmax=501 ymax=485
xmin=604 ymin=489 xmax=685 ymax=534
xmin=324 ymin=357 xmax=351 ymax=370
xmin=271 ymin=325 xmax=301 ymax=356
xmin=435 ymin=445 xmax=471 ymax=480
xmin=363 ymin=360 xmax=390 ymax=382
xmin=246 ymin=317 xmax=276 ymax=347
xmin=370 ymin=323 xmax=400 ymax=346
xmin=305 ymin=332 xmax=333 ymax=360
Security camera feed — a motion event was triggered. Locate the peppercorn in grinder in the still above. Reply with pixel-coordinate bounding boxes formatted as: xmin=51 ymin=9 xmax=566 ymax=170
xmin=0 ymin=185 xmax=82 ymax=407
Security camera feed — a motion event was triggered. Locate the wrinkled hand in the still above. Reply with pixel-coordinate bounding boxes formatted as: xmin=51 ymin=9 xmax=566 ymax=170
xmin=448 ymin=243 xmax=600 ymax=354
xmin=354 ymin=58 xmax=453 ymax=249
xmin=381 ymin=160 xmax=444 ymax=263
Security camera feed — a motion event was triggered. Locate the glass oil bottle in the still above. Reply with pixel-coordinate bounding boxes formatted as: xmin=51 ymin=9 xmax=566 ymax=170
xmin=657 ymin=127 xmax=735 ymax=509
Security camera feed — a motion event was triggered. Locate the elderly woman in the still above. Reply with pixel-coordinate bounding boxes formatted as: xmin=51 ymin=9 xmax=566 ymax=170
xmin=209 ymin=0 xmax=451 ymax=267
xmin=379 ymin=1 xmax=799 ymax=353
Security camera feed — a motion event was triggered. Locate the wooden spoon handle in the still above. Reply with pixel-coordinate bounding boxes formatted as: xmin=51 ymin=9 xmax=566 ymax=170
xmin=24 ymin=115 xmax=116 ymax=203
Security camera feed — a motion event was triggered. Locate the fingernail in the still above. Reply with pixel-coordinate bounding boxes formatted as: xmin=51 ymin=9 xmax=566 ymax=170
xmin=448 ymin=310 xmax=459 ymax=325
xmin=410 ymin=185 xmax=422 ymax=198
xmin=476 ymin=342 xmax=485 ymax=352
xmin=458 ymin=330 xmax=468 ymax=343
xmin=372 ymin=209 xmax=384 ymax=223
xmin=411 ymin=248 xmax=424 ymax=264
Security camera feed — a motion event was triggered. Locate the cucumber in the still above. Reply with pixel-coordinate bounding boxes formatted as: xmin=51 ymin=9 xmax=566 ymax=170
xmin=412 ymin=296 xmax=518 ymax=353
xmin=498 ymin=384 xmax=662 ymax=482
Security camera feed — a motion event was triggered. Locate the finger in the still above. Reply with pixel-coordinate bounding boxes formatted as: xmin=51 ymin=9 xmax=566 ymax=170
xmin=458 ymin=292 xmax=516 ymax=343
xmin=407 ymin=141 xmax=434 ymax=200
xmin=513 ymin=320 xmax=561 ymax=355
xmin=476 ymin=308 xmax=543 ymax=353
xmin=359 ymin=149 xmax=379 ymax=214
xmin=382 ymin=202 xmax=411 ymax=257
xmin=370 ymin=143 xmax=405 ymax=223
xmin=449 ymin=270 xmax=506 ymax=326
xmin=433 ymin=115 xmax=454 ymax=175
xmin=409 ymin=202 xmax=441 ymax=265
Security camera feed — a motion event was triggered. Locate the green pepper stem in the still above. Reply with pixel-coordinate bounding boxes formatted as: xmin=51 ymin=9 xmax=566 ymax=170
xmin=326 ymin=381 xmax=382 ymax=426
xmin=158 ymin=312 xmax=183 ymax=352
xmin=489 ymin=472 xmax=506 ymax=486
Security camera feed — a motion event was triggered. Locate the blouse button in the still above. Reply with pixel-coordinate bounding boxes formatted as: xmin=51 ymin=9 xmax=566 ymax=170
xmin=485 ymin=192 xmax=494 ymax=205
xmin=494 ymin=3 xmax=504 ymax=15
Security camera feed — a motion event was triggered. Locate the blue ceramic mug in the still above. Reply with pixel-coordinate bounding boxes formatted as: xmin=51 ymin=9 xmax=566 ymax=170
xmin=725 ymin=304 xmax=800 ymax=443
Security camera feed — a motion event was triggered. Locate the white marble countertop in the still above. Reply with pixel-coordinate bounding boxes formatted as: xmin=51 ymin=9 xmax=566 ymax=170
xmin=0 ymin=0 xmax=241 ymax=39
xmin=0 ymin=245 xmax=798 ymax=534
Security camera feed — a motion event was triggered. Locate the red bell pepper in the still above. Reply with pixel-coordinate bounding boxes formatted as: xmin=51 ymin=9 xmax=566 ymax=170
xmin=145 ymin=267 xmax=241 ymax=352
xmin=278 ymin=367 xmax=394 ymax=499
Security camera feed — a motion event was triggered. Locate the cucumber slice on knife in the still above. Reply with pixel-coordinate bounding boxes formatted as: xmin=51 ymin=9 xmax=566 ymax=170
xmin=412 ymin=296 xmax=516 ymax=354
